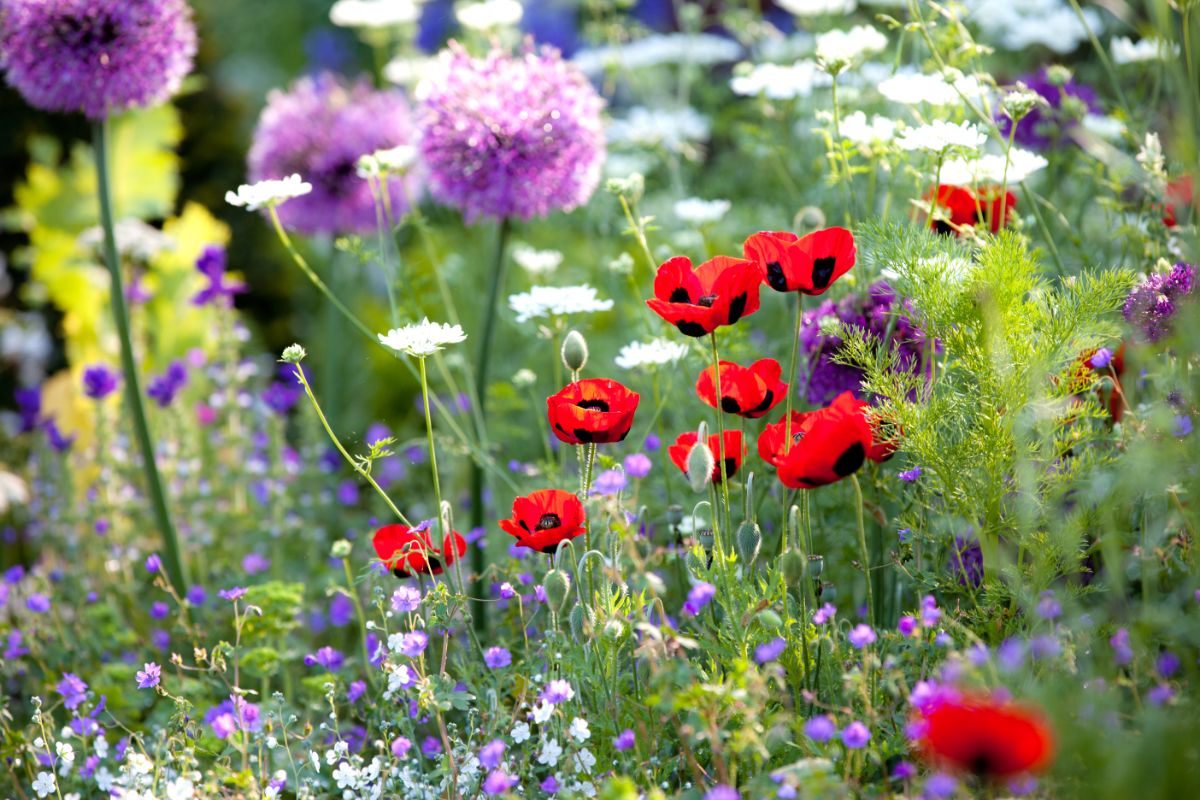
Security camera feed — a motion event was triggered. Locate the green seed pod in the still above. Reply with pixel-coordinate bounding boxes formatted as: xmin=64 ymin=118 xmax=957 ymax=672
xmin=820 ymin=582 xmax=837 ymax=602
xmin=666 ymin=504 xmax=684 ymax=527
xmin=808 ymin=554 xmax=824 ymax=578
xmin=698 ymin=529 xmax=714 ymax=553
xmin=543 ymin=569 xmax=572 ymax=614
xmin=561 ymin=330 xmax=589 ymax=373
xmin=780 ymin=550 xmax=806 ymax=588
xmin=735 ymin=521 xmax=762 ymax=567
xmin=757 ymin=609 xmax=783 ymax=630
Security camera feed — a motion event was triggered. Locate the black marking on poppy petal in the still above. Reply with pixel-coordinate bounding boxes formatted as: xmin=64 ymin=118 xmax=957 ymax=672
xmin=718 ymin=458 xmax=738 ymax=479
xmin=832 ymin=442 xmax=866 ymax=477
xmin=969 ymin=753 xmax=994 ymax=777
xmin=766 ymin=261 xmax=789 ymax=291
xmin=392 ymin=567 xmax=410 ymax=579
xmin=727 ymin=293 xmax=748 ymax=324
xmin=696 ymin=293 xmax=718 ymax=308
xmin=933 ymin=220 xmax=954 ymax=236
xmin=574 ymin=428 xmax=595 ymax=443
xmin=577 ymin=399 xmax=610 ymax=412
xmin=749 ymin=390 xmax=775 ymax=415
xmin=676 ymin=321 xmax=708 ymax=337
xmin=811 ymin=256 xmax=838 ymax=290
xmin=424 ymin=555 xmax=443 ymax=572
xmin=798 ymin=477 xmax=820 ymax=487
xmin=539 ymin=544 xmax=560 ymax=554
xmin=520 ymin=519 xmax=531 ymax=532
xmin=536 ymin=513 xmax=563 ymax=531
xmin=669 ymin=287 xmax=691 ymax=303
xmin=721 ymin=397 xmax=741 ymax=414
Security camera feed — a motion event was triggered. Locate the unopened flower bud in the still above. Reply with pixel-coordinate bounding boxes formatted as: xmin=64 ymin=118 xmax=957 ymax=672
xmin=561 ymin=330 xmax=589 ymax=373
xmin=543 ymin=569 xmax=572 ymax=614
xmin=780 ymin=550 xmax=806 ymax=588
xmin=793 ymin=206 xmax=827 ymax=235
xmin=757 ymin=609 xmax=783 ymax=629
xmin=735 ymin=521 xmax=762 ymax=567
xmin=686 ymin=441 xmax=715 ymax=492
xmin=281 ymin=344 xmax=307 ymax=364
xmin=330 ymin=539 xmax=352 ymax=559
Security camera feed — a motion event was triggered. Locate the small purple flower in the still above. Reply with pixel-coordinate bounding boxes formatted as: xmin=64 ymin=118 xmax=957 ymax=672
xmin=4 ymin=629 xmax=29 ymax=659
xmin=479 ymin=739 xmax=506 ymax=770
xmin=1035 ymin=590 xmax=1061 ymax=620
xmin=482 ymin=770 xmax=518 ymax=795
xmin=898 ymin=527 xmax=911 ymax=543
xmin=683 ymin=581 xmax=716 ymax=616
xmin=1029 ymin=635 xmax=1061 ymax=660
xmin=498 ymin=582 xmax=517 ymax=600
xmin=1174 ymin=415 xmax=1193 ymax=438
xmin=149 ymin=601 xmax=169 ymax=620
xmin=803 ymin=715 xmax=836 ymax=743
xmin=624 ymin=453 xmax=652 ymax=478
xmin=145 ymin=554 xmax=162 ymax=573
xmin=542 ymin=678 xmax=575 ymax=704
xmin=1148 ymin=684 xmax=1175 ymax=706
xmin=1124 ymin=261 xmax=1195 ymax=343
xmin=347 ymin=680 xmax=367 ymax=704
xmin=997 ymin=68 xmax=1099 ymax=150
xmin=219 ymin=587 xmax=247 ymax=601
xmin=26 ymin=593 xmax=50 ymax=613
xmin=754 ymin=638 xmax=787 ymax=664
xmin=1157 ymin=651 xmax=1181 ymax=678
xmin=398 ymin=631 xmax=428 ymax=658
xmin=336 ymin=480 xmax=360 ymax=507
xmin=541 ymin=775 xmax=560 ymax=793
xmin=192 ymin=245 xmax=246 ymax=307
xmin=420 ymin=736 xmax=442 ymax=758
xmin=484 ymin=646 xmax=512 ymax=669
xmin=898 ymin=466 xmax=922 ymax=482
xmin=136 ymin=662 xmax=161 ymax=690
xmin=210 ymin=713 xmax=237 ymax=739
xmin=392 ymin=586 xmax=422 ymax=613
xmin=44 ymin=419 xmax=74 ymax=451
xmin=81 ymin=364 xmax=120 ymax=399
xmin=948 ymin=537 xmax=983 ymax=588
xmin=898 ymin=616 xmax=918 ymax=637
xmin=891 ymin=760 xmax=916 ymax=780
xmin=186 ymin=585 xmax=207 ymax=606
xmin=924 ymin=773 xmax=958 ymax=799
xmin=704 ymin=787 xmax=740 ymax=800
xmin=997 ymin=638 xmax=1025 ymax=671
xmin=329 ymin=593 xmax=355 ymax=627
xmin=391 ymin=735 xmax=412 ymax=759
xmin=841 ymin=721 xmax=870 ymax=749
xmin=613 ymin=729 xmax=636 ymax=752
xmin=812 ymin=603 xmax=836 ymax=625
xmin=146 ymin=361 xmax=188 ymax=407
xmin=56 ymin=673 xmax=88 ymax=709
xmin=920 ymin=595 xmax=941 ymax=627
xmin=590 ymin=468 xmax=627 ymax=496
xmin=1090 ymin=347 xmax=1113 ymax=369
xmin=304 ymin=646 xmax=345 ymax=671
xmin=242 ymin=553 xmax=271 ymax=575
xmin=534 ymin=585 xmax=548 ymax=604
xmin=848 ymin=624 xmax=877 ymax=649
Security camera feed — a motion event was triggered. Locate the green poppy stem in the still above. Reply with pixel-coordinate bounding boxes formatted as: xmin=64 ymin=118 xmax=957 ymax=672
xmin=92 ymin=118 xmax=187 ymax=593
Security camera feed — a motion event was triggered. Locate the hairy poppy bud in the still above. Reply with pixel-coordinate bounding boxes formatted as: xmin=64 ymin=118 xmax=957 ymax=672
xmin=735 ymin=521 xmax=762 ymax=566
xmin=780 ymin=550 xmax=806 ymax=588
xmin=569 ymin=603 xmax=587 ymax=639
xmin=820 ymin=582 xmax=837 ymax=602
xmin=697 ymin=528 xmax=715 ymax=553
xmin=666 ymin=504 xmax=684 ymax=527
xmin=330 ymin=539 xmax=353 ymax=559
xmin=686 ymin=440 xmax=715 ymax=493
xmin=758 ymin=609 xmax=783 ymax=629
xmin=561 ymin=330 xmax=589 ymax=373
xmin=543 ymin=569 xmax=572 ymax=614
xmin=603 ymin=618 xmax=628 ymax=642
xmin=793 ymin=205 xmax=826 ymax=236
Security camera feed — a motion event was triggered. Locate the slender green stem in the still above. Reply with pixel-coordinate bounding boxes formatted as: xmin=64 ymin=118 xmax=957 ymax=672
xmin=708 ymin=333 xmax=733 ymax=541
xmin=829 ymin=74 xmax=855 ymax=222
xmin=92 ymin=118 xmax=187 ymax=592
xmin=1063 ymin=0 xmax=1130 ymax=112
xmin=582 ymin=442 xmax=598 ymax=603
xmin=342 ymin=557 xmax=374 ymax=684
xmin=418 ymin=356 xmax=447 ymax=537
xmin=997 ymin=117 xmax=1019 ymax=231
xmin=293 ymin=363 xmax=411 ymax=527
xmin=780 ymin=293 xmax=804 ymax=557
xmin=468 ymin=217 xmax=511 ymax=631
xmin=851 ymin=474 xmax=874 ymax=630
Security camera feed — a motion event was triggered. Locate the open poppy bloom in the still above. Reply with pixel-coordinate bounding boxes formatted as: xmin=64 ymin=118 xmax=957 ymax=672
xmin=917 ymin=693 xmax=1054 ymax=779
xmin=646 ymin=255 xmax=764 ymax=337
xmin=372 ymin=523 xmax=467 ymax=578
xmin=929 ymin=185 xmax=1017 ymax=235
xmin=499 ymin=489 xmax=586 ymax=554
xmin=696 ymin=359 xmax=788 ymax=419
xmin=742 ymin=227 xmax=856 ymax=295
xmin=757 ymin=391 xmax=873 ymax=488
xmin=547 ymin=378 xmax=640 ymax=445
xmin=669 ymin=430 xmax=745 ymax=484
xmin=1162 ymin=175 xmax=1195 ymax=227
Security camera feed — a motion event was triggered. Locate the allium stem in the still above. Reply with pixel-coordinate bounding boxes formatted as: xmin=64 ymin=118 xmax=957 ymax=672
xmin=418 ymin=356 xmax=447 ymax=539
xmin=468 ymin=216 xmax=511 ymax=632
xmin=93 ymin=118 xmax=187 ymax=593
xmin=709 ymin=333 xmax=733 ymax=542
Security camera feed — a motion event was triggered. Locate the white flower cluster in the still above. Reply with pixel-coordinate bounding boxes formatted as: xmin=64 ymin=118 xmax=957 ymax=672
xmin=964 ymin=0 xmax=1103 ymax=54
xmin=896 ymin=120 xmax=987 ymax=153
xmin=356 ymin=145 xmax=417 ymax=178
xmin=383 ymin=55 xmax=440 ymax=87
xmin=511 ymin=243 xmax=564 ymax=275
xmin=674 ymin=197 xmax=731 ymax=225
xmin=225 ymin=174 xmax=312 ymax=211
xmin=615 ymin=338 xmax=690 ymax=370
xmin=815 ymin=25 xmax=888 ymax=70
xmin=730 ymin=59 xmax=829 ymax=100
xmin=1111 ymin=36 xmax=1179 ymax=65
xmin=377 ymin=318 xmax=467 ymax=357
xmin=508 ymin=285 xmax=614 ymax=323
xmin=329 ymin=0 xmax=420 ymax=29
xmin=572 ymin=33 xmax=742 ymax=75
xmin=877 ymin=70 xmax=989 ymax=107
xmin=78 ymin=218 xmax=176 ymax=262
xmin=456 ymin=0 xmax=523 ymax=31
xmin=607 ymin=107 xmax=712 ymax=153
xmin=939 ymin=148 xmax=1048 ymax=185
xmin=777 ymin=0 xmax=856 ymax=15
xmin=838 ymin=111 xmax=899 ymax=144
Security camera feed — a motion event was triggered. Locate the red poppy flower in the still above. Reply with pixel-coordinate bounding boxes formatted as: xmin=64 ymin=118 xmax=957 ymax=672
xmin=646 ymin=255 xmax=764 ymax=337
xmin=866 ymin=413 xmax=900 ymax=463
xmin=372 ymin=524 xmax=467 ymax=578
xmin=498 ymin=489 xmax=586 ymax=554
xmin=668 ymin=430 xmax=745 ymax=484
xmin=742 ymin=227 xmax=856 ymax=295
xmin=757 ymin=391 xmax=873 ymax=488
xmin=547 ymin=378 xmax=640 ymax=445
xmin=929 ymin=185 xmax=1017 ymax=235
xmin=1162 ymin=175 xmax=1195 ymax=227
xmin=917 ymin=694 xmax=1054 ymax=779
xmin=1070 ymin=343 xmax=1126 ymax=421
xmin=696 ymin=359 xmax=788 ymax=419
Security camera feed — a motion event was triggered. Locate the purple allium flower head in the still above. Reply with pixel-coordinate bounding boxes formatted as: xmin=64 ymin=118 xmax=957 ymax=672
xmin=803 ymin=715 xmax=836 ymax=742
xmin=146 ymin=360 xmax=188 ymax=407
xmin=391 ymin=735 xmax=412 ymax=759
xmin=848 ymin=624 xmax=877 ymax=649
xmin=613 ymin=729 xmax=636 ymax=751
xmin=417 ymin=42 xmax=605 ymax=222
xmin=56 ymin=672 xmax=88 ymax=709
xmin=1089 ymin=347 xmax=1113 ymax=369
xmin=0 ymin=0 xmax=197 ymax=119
xmin=247 ymin=73 xmax=417 ymax=235
xmin=799 ymin=281 xmax=936 ymax=405
xmin=812 ymin=603 xmax=836 ymax=625
xmin=136 ymin=662 xmax=161 ymax=689
xmin=624 ymin=453 xmax=652 ymax=478
xmin=192 ymin=245 xmax=246 ymax=307
xmin=81 ymin=364 xmax=120 ymax=399
xmin=479 ymin=739 xmax=505 ymax=770
xmin=484 ymin=646 xmax=512 ymax=669
xmin=754 ymin=637 xmax=787 ymax=664
xmin=1124 ymin=262 xmax=1196 ymax=342
xmin=841 ymin=721 xmax=871 ymax=749
xmin=948 ymin=536 xmax=983 ymax=588
xmin=997 ymin=68 xmax=1100 ymax=150
xmin=683 ymin=581 xmax=716 ymax=616
xmin=704 ymin=787 xmax=740 ymax=800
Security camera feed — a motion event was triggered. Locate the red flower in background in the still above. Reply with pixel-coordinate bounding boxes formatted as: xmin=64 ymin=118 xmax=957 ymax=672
xmin=499 ymin=489 xmax=586 ymax=554
xmin=669 ymin=430 xmax=745 ymax=484
xmin=372 ymin=524 xmax=467 ymax=578
xmin=547 ymin=378 xmax=640 ymax=445
xmin=696 ymin=359 xmax=788 ymax=419
xmin=1069 ymin=343 xmax=1126 ymax=422
xmin=1162 ymin=175 xmax=1195 ymax=227
xmin=917 ymin=694 xmax=1054 ymax=779
xmin=929 ymin=185 xmax=1017 ymax=235
xmin=646 ymin=255 xmax=764 ymax=337
xmin=743 ymin=226 xmax=856 ymax=295
xmin=757 ymin=392 xmax=874 ymax=488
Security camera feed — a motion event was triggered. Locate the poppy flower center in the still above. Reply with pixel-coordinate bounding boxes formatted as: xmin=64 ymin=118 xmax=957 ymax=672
xmin=668 ymin=288 xmax=692 ymax=303
xmin=696 ymin=294 xmax=718 ymax=307
xmin=535 ymin=513 xmax=563 ymax=531
xmin=576 ymin=399 xmax=610 ymax=412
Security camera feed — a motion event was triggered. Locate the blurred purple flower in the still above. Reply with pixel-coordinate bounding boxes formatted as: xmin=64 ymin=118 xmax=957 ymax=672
xmin=841 ymin=721 xmax=870 ymax=749
xmin=803 ymin=715 xmax=836 ymax=742
xmin=754 ymin=638 xmax=787 ymax=664
xmin=683 ymin=582 xmax=716 ymax=616
xmin=484 ymin=646 xmax=512 ymax=669
xmin=136 ymin=662 xmax=161 ymax=689
xmin=56 ymin=673 xmax=88 ymax=709
xmin=1124 ymin=262 xmax=1195 ymax=343
xmin=192 ymin=245 xmax=246 ymax=307
xmin=624 ymin=453 xmax=653 ymax=478
xmin=146 ymin=361 xmax=188 ymax=407
xmin=613 ymin=729 xmax=636 ymax=751
xmin=81 ymin=364 xmax=120 ymax=400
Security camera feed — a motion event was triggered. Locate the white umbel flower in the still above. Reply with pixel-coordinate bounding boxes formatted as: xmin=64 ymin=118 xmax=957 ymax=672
xmin=878 ymin=71 xmax=989 ymax=106
xmin=896 ymin=121 xmax=987 ymax=153
xmin=839 ymin=111 xmax=898 ymax=144
xmin=777 ymin=0 xmax=856 ymax=15
xmin=511 ymin=244 xmax=564 ymax=275
xmin=225 ymin=175 xmax=312 ymax=211
xmin=378 ymin=319 xmax=467 ymax=357
xmin=571 ymin=33 xmax=741 ymax=75
xmin=607 ymin=107 xmax=712 ymax=152
xmin=456 ymin=0 xmax=523 ymax=30
xmin=815 ymin=25 xmax=888 ymax=71
xmin=78 ymin=218 xmax=175 ymax=262
xmin=615 ymin=338 xmax=689 ymax=370
xmin=1111 ymin=36 xmax=1179 ymax=65
xmin=356 ymin=145 xmax=418 ymax=178
xmin=673 ymin=197 xmax=731 ymax=225
xmin=939 ymin=148 xmax=1048 ymax=184
xmin=508 ymin=285 xmax=614 ymax=323
xmin=330 ymin=0 xmax=420 ymax=28
xmin=730 ymin=60 xmax=828 ymax=100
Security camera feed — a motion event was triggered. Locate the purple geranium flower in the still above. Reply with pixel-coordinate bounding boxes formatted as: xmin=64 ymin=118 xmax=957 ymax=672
xmin=81 ymin=364 xmax=120 ymax=400
xmin=841 ymin=721 xmax=871 ymax=749
xmin=613 ymin=729 xmax=636 ymax=751
xmin=803 ymin=715 xmax=836 ymax=742
xmin=754 ymin=638 xmax=787 ymax=664
xmin=192 ymin=245 xmax=246 ymax=307
xmin=136 ymin=662 xmax=161 ymax=689
xmin=683 ymin=581 xmax=716 ymax=616
xmin=56 ymin=673 xmax=88 ymax=709
xmin=484 ymin=646 xmax=512 ymax=669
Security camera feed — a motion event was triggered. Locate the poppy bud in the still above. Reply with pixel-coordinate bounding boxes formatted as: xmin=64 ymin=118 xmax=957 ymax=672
xmin=561 ymin=330 xmax=589 ymax=373
xmin=330 ymin=539 xmax=352 ymax=559
xmin=780 ymin=550 xmax=806 ymax=588
xmin=757 ymin=609 xmax=783 ymax=629
xmin=735 ymin=521 xmax=762 ymax=567
xmin=603 ymin=618 xmax=628 ymax=642
xmin=543 ymin=569 xmax=572 ymax=614
xmin=793 ymin=205 xmax=826 ymax=235
xmin=686 ymin=439 xmax=716 ymax=492
xmin=568 ymin=603 xmax=587 ymax=639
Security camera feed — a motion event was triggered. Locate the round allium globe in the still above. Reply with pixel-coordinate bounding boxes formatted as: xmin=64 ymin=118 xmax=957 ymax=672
xmin=417 ymin=42 xmax=605 ymax=223
xmin=0 ymin=0 xmax=197 ymax=119
xmin=247 ymin=73 xmax=419 ymax=235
